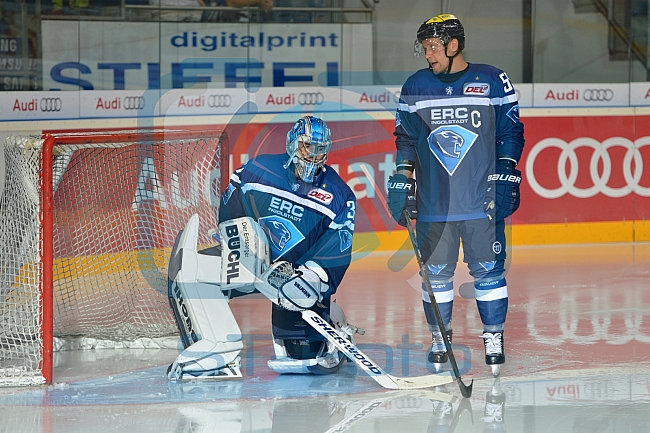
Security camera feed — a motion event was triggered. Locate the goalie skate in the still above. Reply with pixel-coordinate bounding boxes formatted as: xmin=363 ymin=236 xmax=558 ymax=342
xmin=267 ymin=301 xmax=362 ymax=375
xmin=267 ymin=340 xmax=346 ymax=375
xmin=168 ymin=355 xmax=243 ymax=381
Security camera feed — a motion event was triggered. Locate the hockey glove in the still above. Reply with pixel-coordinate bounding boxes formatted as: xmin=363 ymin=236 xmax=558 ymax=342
xmin=255 ymin=260 xmax=329 ymax=311
xmin=387 ymin=174 xmax=417 ymax=227
xmin=485 ymin=161 xmax=522 ymax=222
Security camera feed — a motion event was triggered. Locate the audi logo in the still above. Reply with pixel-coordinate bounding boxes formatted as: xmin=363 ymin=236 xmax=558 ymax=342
xmin=583 ymin=88 xmax=614 ymax=102
xmin=526 ymin=137 xmax=650 ymax=198
xmin=123 ymin=96 xmax=145 ymax=110
xmin=528 ymin=291 xmax=650 ymax=345
xmin=298 ymin=92 xmax=324 ymax=105
xmin=207 ymin=94 xmax=232 ymax=108
xmin=40 ymin=97 xmax=62 ymax=112
xmin=394 ymin=398 xmax=423 ymax=409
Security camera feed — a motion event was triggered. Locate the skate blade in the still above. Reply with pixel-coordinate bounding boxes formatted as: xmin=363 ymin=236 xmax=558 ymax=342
xmin=434 ymin=363 xmax=445 ymax=373
xmin=490 ymin=364 xmax=501 ymax=377
xmin=178 ymin=368 xmax=243 ymax=382
xmin=169 ymin=361 xmax=243 ymax=382
xmin=179 ymin=374 xmax=243 ymax=382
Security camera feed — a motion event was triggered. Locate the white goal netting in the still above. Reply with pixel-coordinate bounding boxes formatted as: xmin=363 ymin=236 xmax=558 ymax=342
xmin=0 ymin=130 xmax=228 ymax=386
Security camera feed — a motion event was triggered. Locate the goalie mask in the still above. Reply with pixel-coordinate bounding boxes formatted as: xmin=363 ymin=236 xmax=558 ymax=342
xmin=284 ymin=116 xmax=332 ymax=183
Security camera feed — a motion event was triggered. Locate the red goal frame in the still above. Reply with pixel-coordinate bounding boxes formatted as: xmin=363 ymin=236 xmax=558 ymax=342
xmin=33 ymin=129 xmax=229 ymax=384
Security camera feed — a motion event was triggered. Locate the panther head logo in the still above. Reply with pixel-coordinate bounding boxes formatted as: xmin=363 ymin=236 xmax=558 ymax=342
xmin=433 ymin=130 xmax=465 ymax=158
xmin=338 ymin=230 xmax=353 ymax=252
xmin=261 ymin=219 xmax=291 ymax=251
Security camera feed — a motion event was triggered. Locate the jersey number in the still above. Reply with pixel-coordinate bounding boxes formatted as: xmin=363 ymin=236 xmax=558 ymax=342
xmin=346 ymin=201 xmax=356 ymax=221
xmin=499 ymin=72 xmax=513 ymax=94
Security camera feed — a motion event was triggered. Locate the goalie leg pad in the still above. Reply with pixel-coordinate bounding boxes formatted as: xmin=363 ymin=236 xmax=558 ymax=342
xmin=219 ymin=216 xmax=271 ymax=293
xmin=168 ymin=214 xmax=244 ymax=380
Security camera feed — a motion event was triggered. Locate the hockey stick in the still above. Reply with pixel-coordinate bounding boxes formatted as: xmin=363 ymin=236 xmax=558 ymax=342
xmin=302 ymin=309 xmax=454 ymax=390
xmin=323 ymin=397 xmax=388 ymax=433
xmin=447 ymin=396 xmax=474 ymax=432
xmin=403 ymin=212 xmax=474 ymax=398
xmin=324 ymin=390 xmax=454 ymax=433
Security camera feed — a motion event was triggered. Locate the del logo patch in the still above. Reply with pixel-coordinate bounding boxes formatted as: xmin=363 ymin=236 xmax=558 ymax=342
xmin=463 ymin=82 xmax=490 ymax=96
xmin=308 ymin=188 xmax=333 ymax=204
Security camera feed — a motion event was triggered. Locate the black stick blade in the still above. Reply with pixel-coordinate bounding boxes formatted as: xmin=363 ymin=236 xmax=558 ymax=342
xmin=459 ymin=378 xmax=473 ymax=398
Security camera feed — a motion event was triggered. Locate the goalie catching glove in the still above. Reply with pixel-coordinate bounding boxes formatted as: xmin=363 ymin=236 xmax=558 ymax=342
xmin=255 ymin=260 xmax=330 ymax=311
xmin=484 ymin=160 xmax=521 ymax=221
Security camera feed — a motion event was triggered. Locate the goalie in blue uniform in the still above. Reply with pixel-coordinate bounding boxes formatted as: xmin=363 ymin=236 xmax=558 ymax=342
xmin=167 ymin=116 xmax=358 ymax=380
xmin=387 ymin=14 xmax=525 ymax=377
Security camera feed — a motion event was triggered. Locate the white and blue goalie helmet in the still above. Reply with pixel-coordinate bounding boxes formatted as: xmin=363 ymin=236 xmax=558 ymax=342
xmin=285 ymin=116 xmax=332 ymax=183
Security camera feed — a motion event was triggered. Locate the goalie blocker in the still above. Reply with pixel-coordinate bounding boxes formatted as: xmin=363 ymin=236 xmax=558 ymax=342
xmin=167 ymin=214 xmax=357 ymax=379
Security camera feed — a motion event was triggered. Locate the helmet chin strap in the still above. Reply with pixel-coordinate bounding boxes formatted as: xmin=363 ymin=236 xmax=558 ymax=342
xmin=428 ymin=43 xmax=458 ymax=74
xmin=445 ymin=46 xmax=456 ymax=74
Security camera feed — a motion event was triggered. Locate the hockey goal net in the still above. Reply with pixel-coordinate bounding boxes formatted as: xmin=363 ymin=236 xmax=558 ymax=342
xmin=0 ymin=129 xmax=228 ymax=386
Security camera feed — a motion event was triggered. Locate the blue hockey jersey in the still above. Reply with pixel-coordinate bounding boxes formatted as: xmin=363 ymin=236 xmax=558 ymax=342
xmin=394 ymin=63 xmax=525 ymax=222
xmin=219 ymin=153 xmax=356 ymax=297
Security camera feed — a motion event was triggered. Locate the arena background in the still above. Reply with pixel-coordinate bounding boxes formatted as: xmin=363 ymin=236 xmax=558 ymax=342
xmin=1 ymin=0 xmax=650 ymax=251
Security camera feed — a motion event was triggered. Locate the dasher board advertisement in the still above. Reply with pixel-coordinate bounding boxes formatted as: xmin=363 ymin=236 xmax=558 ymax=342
xmin=41 ymin=21 xmax=372 ymax=91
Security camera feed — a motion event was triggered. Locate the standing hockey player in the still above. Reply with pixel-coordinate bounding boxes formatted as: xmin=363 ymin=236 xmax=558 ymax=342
xmin=167 ymin=115 xmax=357 ymax=379
xmin=387 ymin=14 xmax=525 ymax=377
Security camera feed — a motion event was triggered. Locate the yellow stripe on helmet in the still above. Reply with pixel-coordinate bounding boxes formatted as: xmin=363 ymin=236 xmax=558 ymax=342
xmin=425 ymin=14 xmax=458 ymax=24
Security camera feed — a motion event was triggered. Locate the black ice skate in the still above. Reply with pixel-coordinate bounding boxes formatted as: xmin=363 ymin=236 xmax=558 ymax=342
xmin=482 ymin=331 xmax=505 ymax=377
xmin=428 ymin=329 xmax=452 ymax=370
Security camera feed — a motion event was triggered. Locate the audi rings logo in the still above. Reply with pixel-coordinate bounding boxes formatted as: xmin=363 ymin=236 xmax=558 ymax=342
xmin=123 ymin=96 xmax=145 ymax=110
xmin=298 ymin=92 xmax=324 ymax=105
xmin=528 ymin=291 xmax=650 ymax=345
xmin=526 ymin=137 xmax=650 ymax=198
xmin=394 ymin=398 xmax=423 ymax=409
xmin=40 ymin=97 xmax=62 ymax=112
xmin=583 ymin=89 xmax=614 ymax=102
xmin=207 ymin=94 xmax=232 ymax=108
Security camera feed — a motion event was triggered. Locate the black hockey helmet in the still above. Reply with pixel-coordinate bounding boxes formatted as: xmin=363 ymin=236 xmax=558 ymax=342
xmin=416 ymin=14 xmax=465 ymax=51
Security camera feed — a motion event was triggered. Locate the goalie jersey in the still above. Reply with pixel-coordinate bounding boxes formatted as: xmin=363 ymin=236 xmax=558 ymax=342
xmin=394 ymin=63 xmax=525 ymax=222
xmin=219 ymin=153 xmax=356 ymax=297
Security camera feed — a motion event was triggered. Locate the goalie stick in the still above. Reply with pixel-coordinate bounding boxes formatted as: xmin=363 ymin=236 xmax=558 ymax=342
xmin=256 ymin=244 xmax=452 ymax=390
xmin=302 ymin=309 xmax=453 ymax=390
xmin=323 ymin=390 xmax=454 ymax=433
xmin=403 ymin=211 xmax=474 ymax=398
